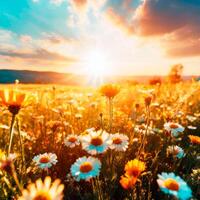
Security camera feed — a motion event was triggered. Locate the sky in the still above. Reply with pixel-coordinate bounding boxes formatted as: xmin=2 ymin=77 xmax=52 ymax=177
xmin=0 ymin=0 xmax=200 ymax=76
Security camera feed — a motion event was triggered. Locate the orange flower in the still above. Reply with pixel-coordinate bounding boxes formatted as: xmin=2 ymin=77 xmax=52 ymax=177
xmin=0 ymin=89 xmax=26 ymax=115
xmin=120 ymin=175 xmax=137 ymax=190
xmin=100 ymin=84 xmax=120 ymax=99
xmin=188 ymin=135 xmax=200 ymax=145
xmin=125 ymin=159 xmax=146 ymax=177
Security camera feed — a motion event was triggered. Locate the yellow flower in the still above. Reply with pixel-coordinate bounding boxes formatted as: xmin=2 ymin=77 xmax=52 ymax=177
xmin=188 ymin=135 xmax=200 ymax=145
xmin=124 ymin=159 xmax=146 ymax=177
xmin=18 ymin=176 xmax=64 ymax=200
xmin=100 ymin=84 xmax=120 ymax=99
xmin=0 ymin=89 xmax=26 ymax=115
xmin=120 ymin=175 xmax=137 ymax=190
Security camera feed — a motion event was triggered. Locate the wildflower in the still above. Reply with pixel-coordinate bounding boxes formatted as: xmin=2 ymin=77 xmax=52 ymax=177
xmin=157 ymin=172 xmax=192 ymax=200
xmin=70 ymin=156 xmax=101 ymax=181
xmin=0 ymin=150 xmax=16 ymax=174
xmin=187 ymin=126 xmax=197 ymax=130
xmin=167 ymin=146 xmax=185 ymax=159
xmin=100 ymin=84 xmax=120 ymax=99
xmin=120 ymin=174 xmax=137 ymax=189
xmin=81 ymin=129 xmax=110 ymax=155
xmin=164 ymin=122 xmax=185 ymax=137
xmin=109 ymin=133 xmax=129 ymax=152
xmin=125 ymin=159 xmax=146 ymax=177
xmin=186 ymin=115 xmax=197 ymax=122
xmin=188 ymin=135 xmax=200 ymax=145
xmin=134 ymin=124 xmax=154 ymax=135
xmin=144 ymin=95 xmax=152 ymax=107
xmin=33 ymin=153 xmax=57 ymax=169
xmin=18 ymin=176 xmax=64 ymax=200
xmin=0 ymin=89 xmax=26 ymax=115
xmin=64 ymin=134 xmax=80 ymax=148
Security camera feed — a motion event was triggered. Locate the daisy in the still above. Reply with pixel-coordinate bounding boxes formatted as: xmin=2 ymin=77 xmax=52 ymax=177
xmin=33 ymin=153 xmax=57 ymax=169
xmin=18 ymin=176 xmax=64 ymax=200
xmin=167 ymin=146 xmax=185 ymax=159
xmin=125 ymin=159 xmax=146 ymax=177
xmin=70 ymin=156 xmax=101 ymax=181
xmin=157 ymin=172 xmax=192 ymax=200
xmin=109 ymin=133 xmax=129 ymax=151
xmin=164 ymin=122 xmax=185 ymax=137
xmin=81 ymin=129 xmax=110 ymax=155
xmin=64 ymin=134 xmax=80 ymax=148
xmin=187 ymin=125 xmax=197 ymax=130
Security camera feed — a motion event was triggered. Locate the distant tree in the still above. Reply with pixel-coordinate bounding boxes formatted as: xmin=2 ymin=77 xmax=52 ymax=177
xmin=167 ymin=64 xmax=184 ymax=83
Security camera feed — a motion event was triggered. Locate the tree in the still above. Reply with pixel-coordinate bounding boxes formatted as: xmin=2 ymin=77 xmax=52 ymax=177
xmin=168 ymin=64 xmax=183 ymax=83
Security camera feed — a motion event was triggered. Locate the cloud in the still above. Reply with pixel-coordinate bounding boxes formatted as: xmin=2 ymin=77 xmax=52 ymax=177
xmin=103 ymin=0 xmax=200 ymax=57
xmin=20 ymin=35 xmax=33 ymax=43
xmin=134 ymin=0 xmax=200 ymax=36
xmin=0 ymin=48 xmax=77 ymax=62
xmin=105 ymin=8 xmax=134 ymax=35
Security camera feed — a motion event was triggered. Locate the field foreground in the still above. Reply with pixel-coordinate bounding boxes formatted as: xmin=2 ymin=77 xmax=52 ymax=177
xmin=0 ymin=82 xmax=199 ymax=200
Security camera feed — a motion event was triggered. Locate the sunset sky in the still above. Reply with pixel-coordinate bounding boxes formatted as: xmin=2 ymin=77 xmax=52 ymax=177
xmin=0 ymin=0 xmax=200 ymax=75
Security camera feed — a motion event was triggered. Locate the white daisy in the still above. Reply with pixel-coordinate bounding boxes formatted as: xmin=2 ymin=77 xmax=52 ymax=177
xmin=164 ymin=122 xmax=185 ymax=137
xmin=18 ymin=176 xmax=64 ymax=200
xmin=64 ymin=134 xmax=80 ymax=148
xmin=33 ymin=153 xmax=57 ymax=169
xmin=70 ymin=156 xmax=101 ymax=181
xmin=81 ymin=130 xmax=110 ymax=155
xmin=109 ymin=133 xmax=129 ymax=151
xmin=167 ymin=145 xmax=185 ymax=159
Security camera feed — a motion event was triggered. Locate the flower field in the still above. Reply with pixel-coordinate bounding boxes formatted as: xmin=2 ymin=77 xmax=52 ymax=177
xmin=0 ymin=82 xmax=199 ymax=200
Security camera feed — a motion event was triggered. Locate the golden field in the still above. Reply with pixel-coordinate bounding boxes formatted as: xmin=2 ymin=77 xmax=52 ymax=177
xmin=0 ymin=82 xmax=199 ymax=200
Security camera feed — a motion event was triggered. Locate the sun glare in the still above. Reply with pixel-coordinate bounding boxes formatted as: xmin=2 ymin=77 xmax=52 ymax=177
xmin=83 ymin=50 xmax=112 ymax=86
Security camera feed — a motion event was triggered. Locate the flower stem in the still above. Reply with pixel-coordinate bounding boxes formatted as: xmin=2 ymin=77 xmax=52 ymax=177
xmin=8 ymin=114 xmax=16 ymax=155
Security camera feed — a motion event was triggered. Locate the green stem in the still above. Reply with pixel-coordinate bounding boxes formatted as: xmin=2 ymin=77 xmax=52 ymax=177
xmin=16 ymin=118 xmax=25 ymax=175
xmin=8 ymin=114 xmax=16 ymax=155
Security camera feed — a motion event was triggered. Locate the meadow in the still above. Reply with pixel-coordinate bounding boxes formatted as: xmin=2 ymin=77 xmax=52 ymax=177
xmin=0 ymin=82 xmax=199 ymax=200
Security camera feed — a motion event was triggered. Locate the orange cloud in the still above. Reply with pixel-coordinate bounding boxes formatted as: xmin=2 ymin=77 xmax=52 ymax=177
xmin=105 ymin=8 xmax=134 ymax=35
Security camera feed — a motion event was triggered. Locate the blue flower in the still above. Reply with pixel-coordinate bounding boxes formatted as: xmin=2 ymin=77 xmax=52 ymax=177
xmin=70 ymin=156 xmax=101 ymax=181
xmin=157 ymin=172 xmax=192 ymax=200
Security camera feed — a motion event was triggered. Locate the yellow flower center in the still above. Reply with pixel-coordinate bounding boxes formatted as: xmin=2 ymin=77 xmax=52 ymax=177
xmin=91 ymin=137 xmax=103 ymax=146
xmin=164 ymin=178 xmax=179 ymax=191
xmin=68 ymin=137 xmax=77 ymax=143
xmin=39 ymin=156 xmax=50 ymax=164
xmin=80 ymin=162 xmax=93 ymax=173
xmin=170 ymin=124 xmax=179 ymax=129
xmin=33 ymin=191 xmax=52 ymax=200
xmin=112 ymin=137 xmax=122 ymax=145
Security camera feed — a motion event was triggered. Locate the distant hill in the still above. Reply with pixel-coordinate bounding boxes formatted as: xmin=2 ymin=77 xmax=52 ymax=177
xmin=0 ymin=69 xmax=198 ymax=84
xmin=0 ymin=69 xmax=85 ymax=85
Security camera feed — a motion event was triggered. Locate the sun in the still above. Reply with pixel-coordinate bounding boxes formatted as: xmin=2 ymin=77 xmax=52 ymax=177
xmin=83 ymin=50 xmax=112 ymax=86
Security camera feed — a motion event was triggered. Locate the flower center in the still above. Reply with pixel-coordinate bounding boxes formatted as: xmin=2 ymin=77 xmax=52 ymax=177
xmin=113 ymin=137 xmax=122 ymax=145
xmin=39 ymin=156 xmax=50 ymax=164
xmin=80 ymin=162 xmax=93 ymax=173
xmin=164 ymin=178 xmax=179 ymax=191
xmin=170 ymin=124 xmax=179 ymax=129
xmin=33 ymin=192 xmax=52 ymax=200
xmin=91 ymin=137 xmax=103 ymax=146
xmin=128 ymin=167 xmax=141 ymax=177
xmin=68 ymin=137 xmax=77 ymax=143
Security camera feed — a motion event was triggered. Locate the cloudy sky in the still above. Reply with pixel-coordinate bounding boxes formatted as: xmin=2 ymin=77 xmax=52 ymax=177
xmin=0 ymin=0 xmax=200 ymax=75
